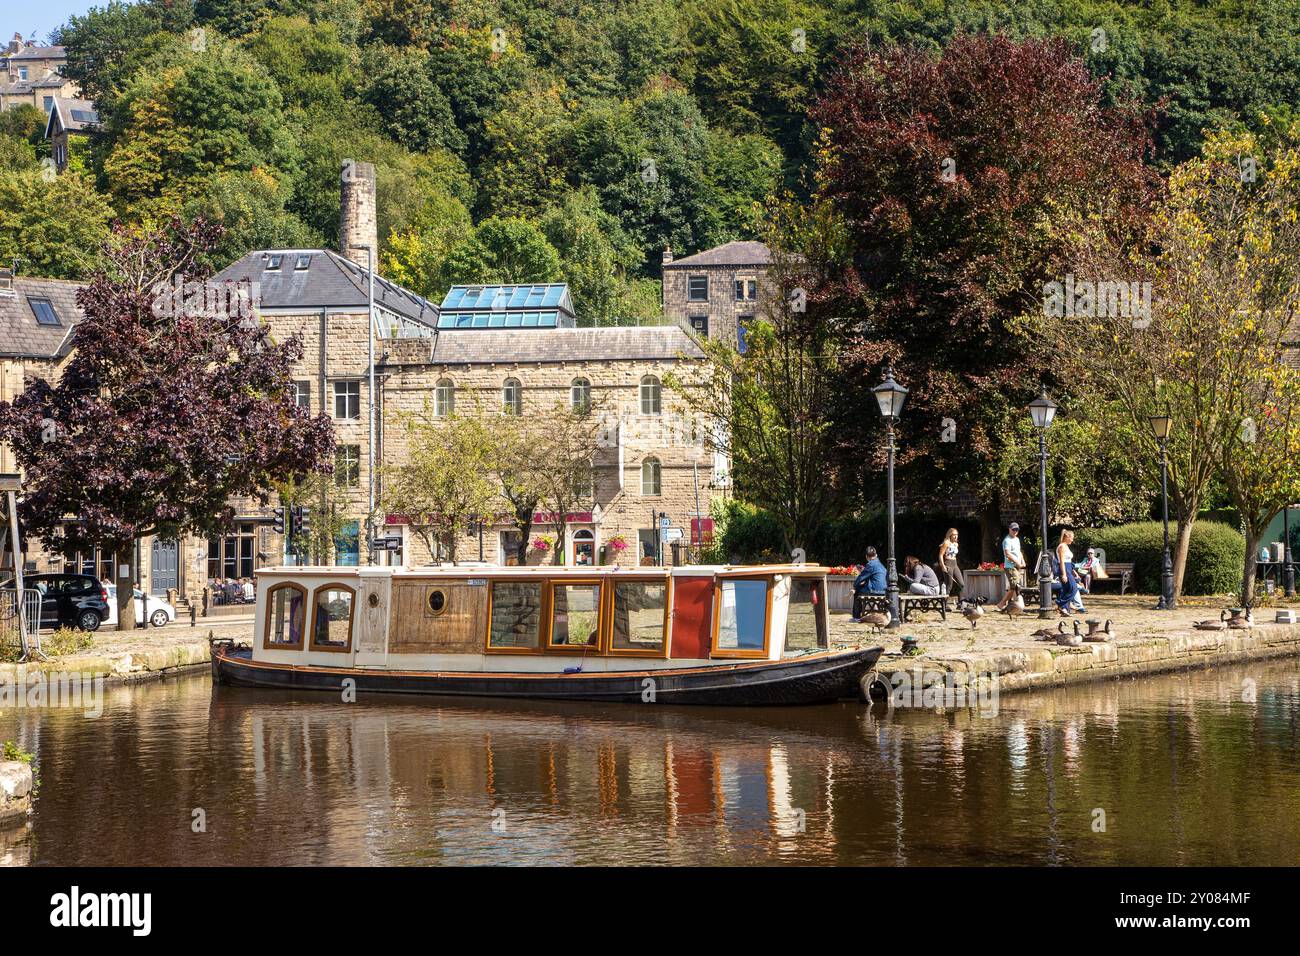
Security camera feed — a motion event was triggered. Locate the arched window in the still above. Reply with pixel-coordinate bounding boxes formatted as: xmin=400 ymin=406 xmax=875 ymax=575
xmin=310 ymin=583 xmax=355 ymax=653
xmin=639 ymin=375 xmax=662 ymax=415
xmin=641 ymin=457 xmax=661 ymax=496
xmin=263 ymin=583 xmax=307 ymax=650
xmin=434 ymin=378 xmax=455 ymax=417
xmin=502 ymin=377 xmax=522 ymax=416
xmin=570 ymin=377 xmax=591 ymax=414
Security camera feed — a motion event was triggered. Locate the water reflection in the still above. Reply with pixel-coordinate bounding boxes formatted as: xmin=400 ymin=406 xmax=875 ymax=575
xmin=2 ymin=659 xmax=1298 ymax=865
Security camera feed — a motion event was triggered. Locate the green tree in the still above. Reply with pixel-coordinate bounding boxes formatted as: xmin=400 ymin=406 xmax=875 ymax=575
xmin=0 ymin=170 xmax=115 ymax=279
xmin=439 ymin=216 xmax=563 ymax=286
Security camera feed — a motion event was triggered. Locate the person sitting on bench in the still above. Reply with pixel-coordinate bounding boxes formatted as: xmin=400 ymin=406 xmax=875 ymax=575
xmin=854 ymin=547 xmax=888 ymax=597
xmin=902 ymin=556 xmax=941 ymax=596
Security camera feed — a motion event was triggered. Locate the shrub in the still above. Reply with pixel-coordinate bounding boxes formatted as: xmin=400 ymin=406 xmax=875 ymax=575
xmin=1077 ymin=520 xmax=1245 ymax=596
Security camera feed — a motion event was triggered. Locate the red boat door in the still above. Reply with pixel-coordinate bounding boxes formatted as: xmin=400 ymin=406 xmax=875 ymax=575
xmin=669 ymin=573 xmax=714 ymax=660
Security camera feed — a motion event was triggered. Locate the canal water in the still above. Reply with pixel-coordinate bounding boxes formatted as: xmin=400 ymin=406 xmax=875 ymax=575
xmin=2 ymin=660 xmax=1298 ymax=866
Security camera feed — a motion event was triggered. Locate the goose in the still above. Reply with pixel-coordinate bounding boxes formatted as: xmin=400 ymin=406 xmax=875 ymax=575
xmin=1193 ymin=619 xmax=1227 ymax=631
xmin=1030 ymin=621 xmax=1065 ymax=640
xmin=959 ymin=596 xmax=986 ymax=629
xmin=1226 ymin=609 xmax=1254 ymax=630
xmin=1085 ymin=619 xmax=1115 ymax=643
xmin=1057 ymin=624 xmax=1083 ymax=647
xmin=1001 ymin=594 xmax=1026 ymax=618
xmin=859 ymin=610 xmax=892 ymax=633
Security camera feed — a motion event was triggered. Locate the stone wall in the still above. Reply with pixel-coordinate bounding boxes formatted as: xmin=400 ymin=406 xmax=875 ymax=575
xmin=339 ymin=160 xmax=378 ymax=269
xmin=662 ymin=261 xmax=775 ymax=348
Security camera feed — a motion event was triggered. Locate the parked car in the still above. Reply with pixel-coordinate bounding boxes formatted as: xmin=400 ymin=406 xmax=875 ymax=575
xmin=0 ymin=573 xmax=110 ymax=632
xmin=104 ymin=586 xmax=176 ymax=629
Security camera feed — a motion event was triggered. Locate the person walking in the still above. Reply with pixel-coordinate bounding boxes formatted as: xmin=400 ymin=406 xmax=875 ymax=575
xmin=937 ymin=528 xmax=964 ymax=600
xmin=995 ymin=523 xmax=1026 ymax=612
xmin=1055 ymin=529 xmax=1081 ymax=616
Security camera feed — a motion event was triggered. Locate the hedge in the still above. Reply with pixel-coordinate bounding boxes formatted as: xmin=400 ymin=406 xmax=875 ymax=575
xmin=1076 ymin=520 xmax=1245 ymax=596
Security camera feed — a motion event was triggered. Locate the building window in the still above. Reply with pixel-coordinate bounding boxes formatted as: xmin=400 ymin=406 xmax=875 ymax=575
xmin=42 ymin=96 xmax=52 ymax=113
xmin=502 ymin=377 xmax=522 ymax=415
xmin=335 ymin=521 xmax=360 ymax=566
xmin=207 ymin=522 xmax=257 ymax=582
xmin=335 ymin=444 xmax=360 ymax=488
xmin=689 ymin=316 xmax=709 ymax=337
xmin=570 ymin=377 xmax=591 ymax=414
xmin=265 ymin=254 xmax=283 ymax=271
xmin=734 ymin=278 xmax=757 ymax=301
xmin=294 ymin=254 xmax=312 ymax=271
xmin=573 ymin=461 xmax=594 ymax=501
xmin=18 ymin=67 xmax=27 ymax=80
xmin=291 ymin=380 xmax=310 ymax=409
xmin=29 ymin=298 xmax=60 ymax=326
xmin=434 ymin=378 xmax=455 ymax=417
xmin=641 ymin=457 xmax=661 ymax=496
xmin=738 ymin=316 xmax=753 ymax=355
xmin=639 ymin=375 xmax=661 ymax=415
xmin=687 ymin=275 xmax=708 ymax=301
xmin=333 ymin=380 xmax=360 ymax=419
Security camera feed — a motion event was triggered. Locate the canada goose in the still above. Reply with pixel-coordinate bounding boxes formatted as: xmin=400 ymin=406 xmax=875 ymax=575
xmin=1084 ymin=619 xmax=1114 ymax=643
xmin=859 ymin=610 xmax=891 ymax=633
xmin=1226 ymin=609 xmax=1254 ymax=630
xmin=959 ymin=597 xmax=986 ymax=629
xmin=1001 ymin=595 xmax=1025 ymax=618
xmin=1193 ymin=619 xmax=1227 ymax=631
xmin=1056 ymin=620 xmax=1082 ymax=646
xmin=1030 ymin=622 xmax=1065 ymax=640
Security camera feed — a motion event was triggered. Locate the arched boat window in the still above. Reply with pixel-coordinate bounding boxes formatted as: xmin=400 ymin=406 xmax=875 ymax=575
xmin=264 ymin=583 xmax=307 ymax=650
xmin=610 ymin=579 xmax=669 ymax=655
xmin=785 ymin=577 xmax=827 ymax=651
xmin=311 ymin=584 xmax=355 ymax=653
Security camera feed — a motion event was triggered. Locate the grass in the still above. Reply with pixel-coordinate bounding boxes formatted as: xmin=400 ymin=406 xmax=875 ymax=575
xmin=0 ymin=626 xmax=94 ymax=663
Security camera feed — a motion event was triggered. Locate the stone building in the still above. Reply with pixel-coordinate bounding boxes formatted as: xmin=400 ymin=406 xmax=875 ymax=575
xmin=44 ymin=97 xmax=98 ymax=172
xmin=661 ymin=240 xmax=775 ymax=349
xmin=0 ymin=36 xmax=77 ymax=114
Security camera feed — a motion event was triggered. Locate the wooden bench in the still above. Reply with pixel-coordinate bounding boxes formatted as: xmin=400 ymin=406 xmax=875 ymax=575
xmin=854 ymin=593 xmax=948 ymax=623
xmin=1086 ymin=562 xmax=1133 ymax=595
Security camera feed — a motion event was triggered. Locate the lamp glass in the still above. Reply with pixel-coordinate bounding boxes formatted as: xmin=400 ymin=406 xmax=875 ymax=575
xmin=872 ymin=373 xmax=909 ymax=420
xmin=1149 ymin=413 xmax=1172 ymax=440
xmin=1027 ymin=390 xmax=1057 ymax=430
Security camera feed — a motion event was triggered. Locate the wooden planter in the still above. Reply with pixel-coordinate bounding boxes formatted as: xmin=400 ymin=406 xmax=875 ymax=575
xmin=826 ymin=576 xmax=856 ymax=612
xmin=964 ymin=569 xmax=1006 ymax=604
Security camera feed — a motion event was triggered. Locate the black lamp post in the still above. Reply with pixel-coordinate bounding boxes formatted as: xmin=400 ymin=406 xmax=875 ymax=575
xmin=872 ymin=366 xmax=909 ymax=629
xmin=1149 ymin=407 xmax=1175 ymax=610
xmin=1284 ymin=503 xmax=1295 ymax=599
xmin=1027 ymin=387 xmax=1058 ymax=620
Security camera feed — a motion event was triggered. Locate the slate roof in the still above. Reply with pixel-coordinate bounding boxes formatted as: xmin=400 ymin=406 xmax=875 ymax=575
xmin=7 ymin=45 xmax=65 ymax=61
xmin=45 ymin=96 xmax=98 ymax=137
xmin=0 ymin=275 xmax=83 ymax=359
xmin=413 ymin=325 xmax=705 ymax=366
xmin=213 ymin=250 xmax=440 ymax=327
xmin=664 ymin=240 xmax=772 ymax=268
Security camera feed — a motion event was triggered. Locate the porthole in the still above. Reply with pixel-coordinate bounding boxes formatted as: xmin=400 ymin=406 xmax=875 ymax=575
xmin=427 ymin=589 xmax=448 ymax=616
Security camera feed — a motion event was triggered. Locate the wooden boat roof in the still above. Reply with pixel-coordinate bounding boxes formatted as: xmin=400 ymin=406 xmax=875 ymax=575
xmin=253 ymin=563 xmax=827 ymax=580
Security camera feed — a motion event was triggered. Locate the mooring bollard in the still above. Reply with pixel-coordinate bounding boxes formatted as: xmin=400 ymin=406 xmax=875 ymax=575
xmin=190 ymin=605 xmax=197 ymax=627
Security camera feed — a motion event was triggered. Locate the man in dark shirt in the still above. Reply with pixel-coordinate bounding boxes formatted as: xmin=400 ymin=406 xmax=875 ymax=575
xmin=854 ymin=547 xmax=888 ymax=596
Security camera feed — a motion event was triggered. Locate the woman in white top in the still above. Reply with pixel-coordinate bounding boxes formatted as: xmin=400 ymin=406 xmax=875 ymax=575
xmin=937 ymin=527 xmax=964 ymax=599
xmin=1055 ymin=529 xmax=1080 ymax=615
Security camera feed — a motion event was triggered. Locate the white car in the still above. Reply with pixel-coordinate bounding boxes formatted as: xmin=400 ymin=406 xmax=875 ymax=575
xmin=104 ymin=586 xmax=176 ymax=629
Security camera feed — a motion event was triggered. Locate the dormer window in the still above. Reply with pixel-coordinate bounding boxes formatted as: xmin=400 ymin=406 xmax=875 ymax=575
xmin=29 ymin=298 xmax=60 ymax=326
xmin=294 ymin=254 xmax=311 ymax=271
xmin=265 ymin=254 xmax=283 ymax=271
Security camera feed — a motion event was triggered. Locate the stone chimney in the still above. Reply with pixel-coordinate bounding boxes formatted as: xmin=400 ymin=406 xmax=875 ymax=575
xmin=662 ymin=246 xmax=673 ymax=265
xmin=339 ymin=159 xmax=378 ymax=270
xmin=8 ymin=34 xmax=21 ymax=55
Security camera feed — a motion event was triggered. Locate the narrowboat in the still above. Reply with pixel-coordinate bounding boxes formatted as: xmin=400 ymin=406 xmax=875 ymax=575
xmin=211 ymin=564 xmax=881 ymax=706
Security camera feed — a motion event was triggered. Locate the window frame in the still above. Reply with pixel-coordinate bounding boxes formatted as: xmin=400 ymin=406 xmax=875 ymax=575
xmin=783 ymin=574 xmax=829 ymax=653
xmin=334 ymin=444 xmax=361 ymax=489
xmin=333 ymin=380 xmax=361 ymax=420
xmin=308 ymin=582 xmax=356 ymax=654
xmin=484 ymin=579 xmax=547 ymax=654
xmin=639 ymin=375 xmax=662 ymax=416
xmin=291 ymin=380 xmax=311 ymax=410
xmin=570 ymin=377 xmax=591 ymax=414
xmin=640 ymin=457 xmax=661 ymax=496
xmin=688 ymin=316 xmax=709 ymax=337
xmin=262 ymin=582 xmax=308 ymax=651
xmin=29 ymin=297 xmax=60 ymax=327
xmin=543 ymin=578 xmax=606 ymax=652
xmin=710 ymin=573 xmax=773 ymax=659
xmin=687 ymin=275 xmax=708 ymax=302
xmin=502 ymin=377 xmax=523 ymax=416
xmin=434 ymin=378 xmax=455 ymax=417
xmin=607 ymin=575 xmax=672 ymax=659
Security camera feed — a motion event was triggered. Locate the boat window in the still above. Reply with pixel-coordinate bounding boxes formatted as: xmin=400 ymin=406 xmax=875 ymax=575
xmin=785 ymin=578 xmax=827 ymax=651
xmin=311 ymin=585 xmax=354 ymax=652
xmin=265 ymin=583 xmax=306 ymax=649
xmin=548 ymin=582 xmax=601 ymax=647
xmin=716 ymin=579 xmax=768 ymax=653
xmin=489 ymin=581 xmax=543 ymax=649
xmin=611 ymin=581 xmax=668 ymax=653
xmin=427 ymin=588 xmax=447 ymax=616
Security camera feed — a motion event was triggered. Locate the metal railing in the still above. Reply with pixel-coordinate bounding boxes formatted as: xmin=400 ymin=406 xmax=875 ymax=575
xmin=0 ymin=588 xmax=43 ymax=660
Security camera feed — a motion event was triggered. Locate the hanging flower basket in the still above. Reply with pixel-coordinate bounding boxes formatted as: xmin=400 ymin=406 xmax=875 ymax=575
xmin=606 ymin=535 xmax=629 ymax=552
xmin=531 ymin=537 xmax=551 ymax=553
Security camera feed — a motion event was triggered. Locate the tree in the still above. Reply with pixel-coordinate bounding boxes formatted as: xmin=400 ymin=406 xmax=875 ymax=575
xmin=530 ymin=401 xmax=603 ymax=565
xmin=0 ymin=170 xmax=115 ymax=279
xmin=384 ymin=407 xmax=501 ymax=563
xmin=439 ymin=216 xmax=564 ymax=286
xmin=58 ymin=0 xmax=195 ymax=109
xmin=538 ymin=188 xmax=644 ymax=325
xmin=359 ymin=46 xmax=465 ymax=155
xmin=0 ymin=218 xmax=334 ymax=629
xmin=242 ymin=15 xmax=357 ymax=116
xmin=183 ymin=168 xmax=320 ymax=270
xmin=810 ymin=34 xmax=1161 ymax=558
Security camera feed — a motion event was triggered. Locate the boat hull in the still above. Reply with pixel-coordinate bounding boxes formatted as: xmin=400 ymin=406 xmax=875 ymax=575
xmin=211 ymin=644 xmax=881 ymax=706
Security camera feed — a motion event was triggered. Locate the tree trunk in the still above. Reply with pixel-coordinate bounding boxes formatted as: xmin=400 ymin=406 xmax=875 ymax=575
xmin=1171 ymin=515 xmax=1195 ymax=598
xmin=1240 ymin=529 xmax=1262 ymax=608
xmin=979 ymin=489 xmax=1002 ymax=563
xmin=115 ymin=544 xmax=136 ymax=631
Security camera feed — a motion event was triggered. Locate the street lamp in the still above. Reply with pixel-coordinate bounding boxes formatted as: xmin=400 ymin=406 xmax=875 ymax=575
xmin=1027 ymin=386 xmax=1058 ymax=620
xmin=1149 ymin=407 xmax=1175 ymax=610
xmin=872 ymin=366 xmax=909 ymax=629
xmin=1284 ymin=502 xmax=1296 ymax=599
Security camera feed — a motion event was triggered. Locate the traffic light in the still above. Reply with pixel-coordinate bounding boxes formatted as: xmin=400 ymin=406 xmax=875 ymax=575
xmin=292 ymin=506 xmax=311 ymax=537
xmin=272 ymin=506 xmax=286 ymax=535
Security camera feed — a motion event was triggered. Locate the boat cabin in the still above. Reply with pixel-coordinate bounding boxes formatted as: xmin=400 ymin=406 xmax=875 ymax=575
xmin=251 ymin=564 xmax=830 ymax=673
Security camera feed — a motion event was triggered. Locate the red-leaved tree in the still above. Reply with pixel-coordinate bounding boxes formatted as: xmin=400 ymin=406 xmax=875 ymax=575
xmin=0 ymin=219 xmax=333 ymax=629
xmin=810 ymin=34 xmax=1162 ymax=557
